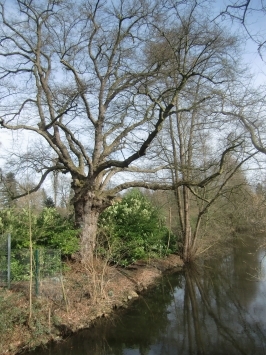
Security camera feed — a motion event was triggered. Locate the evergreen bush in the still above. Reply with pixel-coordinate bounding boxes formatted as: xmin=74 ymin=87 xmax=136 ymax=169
xmin=99 ymin=189 xmax=176 ymax=266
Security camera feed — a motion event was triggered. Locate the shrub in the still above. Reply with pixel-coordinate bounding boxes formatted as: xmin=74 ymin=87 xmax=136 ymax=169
xmin=35 ymin=208 xmax=79 ymax=255
xmin=0 ymin=207 xmax=79 ymax=256
xmin=99 ymin=189 xmax=176 ymax=265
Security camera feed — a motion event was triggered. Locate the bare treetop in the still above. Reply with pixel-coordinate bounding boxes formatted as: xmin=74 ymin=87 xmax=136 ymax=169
xmin=0 ymin=0 xmax=246 ymax=260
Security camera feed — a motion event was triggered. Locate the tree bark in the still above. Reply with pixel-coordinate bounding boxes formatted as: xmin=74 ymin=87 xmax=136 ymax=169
xmin=182 ymin=186 xmax=194 ymax=263
xmin=72 ymin=189 xmax=110 ymax=263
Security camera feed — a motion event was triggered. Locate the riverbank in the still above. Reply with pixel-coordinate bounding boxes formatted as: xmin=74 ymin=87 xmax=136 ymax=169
xmin=0 ymin=254 xmax=183 ymax=355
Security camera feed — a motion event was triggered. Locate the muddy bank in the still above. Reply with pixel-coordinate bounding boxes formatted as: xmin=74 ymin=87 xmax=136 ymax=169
xmin=0 ymin=254 xmax=183 ymax=355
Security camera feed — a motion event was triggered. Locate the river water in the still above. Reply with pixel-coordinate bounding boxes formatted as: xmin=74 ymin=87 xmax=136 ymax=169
xmin=27 ymin=235 xmax=266 ymax=355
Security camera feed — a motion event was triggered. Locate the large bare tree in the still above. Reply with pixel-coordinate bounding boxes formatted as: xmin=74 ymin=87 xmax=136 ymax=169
xmin=0 ymin=0 xmax=246 ymax=261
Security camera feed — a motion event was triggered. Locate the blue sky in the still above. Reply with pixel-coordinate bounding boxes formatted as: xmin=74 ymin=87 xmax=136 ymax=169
xmin=0 ymin=0 xmax=265 ymax=167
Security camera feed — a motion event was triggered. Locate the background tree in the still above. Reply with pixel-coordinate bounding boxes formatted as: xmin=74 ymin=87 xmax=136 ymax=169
xmin=156 ymin=85 xmax=255 ymax=261
xmin=43 ymin=196 xmax=55 ymax=208
xmin=142 ymin=3 xmax=255 ymax=261
xmin=0 ymin=171 xmax=18 ymax=208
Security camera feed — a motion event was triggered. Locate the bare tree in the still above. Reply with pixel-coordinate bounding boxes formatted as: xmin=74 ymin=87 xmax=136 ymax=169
xmin=0 ymin=0 xmax=248 ymax=261
xmin=143 ymin=4 xmax=256 ymax=262
xmin=156 ymin=84 xmax=256 ymax=261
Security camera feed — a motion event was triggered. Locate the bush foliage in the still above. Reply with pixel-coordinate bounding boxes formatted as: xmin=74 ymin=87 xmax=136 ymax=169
xmin=98 ymin=189 xmax=176 ymax=265
xmin=0 ymin=190 xmax=177 ymax=264
xmin=0 ymin=207 xmax=79 ymax=255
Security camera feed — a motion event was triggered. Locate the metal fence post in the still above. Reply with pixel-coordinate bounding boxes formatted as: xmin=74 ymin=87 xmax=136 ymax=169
xmin=7 ymin=233 xmax=11 ymax=289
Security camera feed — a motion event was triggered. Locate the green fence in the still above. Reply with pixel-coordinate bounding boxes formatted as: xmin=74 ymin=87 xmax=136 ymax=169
xmin=0 ymin=234 xmax=62 ymax=298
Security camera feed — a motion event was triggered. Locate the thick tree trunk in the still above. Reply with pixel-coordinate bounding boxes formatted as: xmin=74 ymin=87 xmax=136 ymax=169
xmin=73 ymin=190 xmax=107 ymax=263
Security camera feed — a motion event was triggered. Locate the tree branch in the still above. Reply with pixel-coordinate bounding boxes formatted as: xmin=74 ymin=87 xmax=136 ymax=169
xmin=11 ymin=167 xmax=56 ymax=200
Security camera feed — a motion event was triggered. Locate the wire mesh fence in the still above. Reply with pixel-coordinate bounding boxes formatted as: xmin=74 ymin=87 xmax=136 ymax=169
xmin=0 ymin=234 xmax=63 ymax=299
xmin=0 ymin=234 xmax=10 ymax=288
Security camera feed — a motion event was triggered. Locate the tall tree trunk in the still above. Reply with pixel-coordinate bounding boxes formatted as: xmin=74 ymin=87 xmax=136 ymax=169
xmin=170 ymin=108 xmax=195 ymax=263
xmin=182 ymin=186 xmax=194 ymax=263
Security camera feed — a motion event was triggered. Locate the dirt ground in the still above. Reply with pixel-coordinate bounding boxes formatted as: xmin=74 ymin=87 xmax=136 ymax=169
xmin=0 ymin=254 xmax=183 ymax=355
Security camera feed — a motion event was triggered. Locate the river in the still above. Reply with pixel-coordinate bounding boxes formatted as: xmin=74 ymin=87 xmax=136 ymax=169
xmin=26 ymin=235 xmax=266 ymax=355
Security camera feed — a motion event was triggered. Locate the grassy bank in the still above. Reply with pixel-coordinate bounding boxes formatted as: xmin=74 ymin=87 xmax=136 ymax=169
xmin=0 ymin=254 xmax=183 ymax=355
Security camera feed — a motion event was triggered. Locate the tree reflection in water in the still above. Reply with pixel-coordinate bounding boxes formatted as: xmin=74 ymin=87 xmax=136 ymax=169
xmin=166 ymin=236 xmax=266 ymax=355
xmin=25 ymin=237 xmax=266 ymax=355
xmin=179 ymin=264 xmax=262 ymax=355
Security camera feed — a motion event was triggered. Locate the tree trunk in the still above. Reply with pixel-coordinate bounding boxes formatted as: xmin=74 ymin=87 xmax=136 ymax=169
xmin=182 ymin=186 xmax=194 ymax=263
xmin=73 ymin=190 xmax=104 ymax=263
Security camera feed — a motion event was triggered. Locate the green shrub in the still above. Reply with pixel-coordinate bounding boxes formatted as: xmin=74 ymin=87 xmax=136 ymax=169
xmin=35 ymin=208 xmax=79 ymax=255
xmin=99 ymin=189 xmax=176 ymax=266
xmin=11 ymin=256 xmax=30 ymax=281
xmin=0 ymin=207 xmax=79 ymax=255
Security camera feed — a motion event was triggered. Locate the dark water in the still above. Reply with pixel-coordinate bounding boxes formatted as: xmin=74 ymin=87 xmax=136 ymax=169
xmin=26 ymin=236 xmax=266 ymax=355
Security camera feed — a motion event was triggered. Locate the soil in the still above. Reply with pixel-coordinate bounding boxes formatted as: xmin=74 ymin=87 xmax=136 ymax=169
xmin=0 ymin=254 xmax=183 ymax=355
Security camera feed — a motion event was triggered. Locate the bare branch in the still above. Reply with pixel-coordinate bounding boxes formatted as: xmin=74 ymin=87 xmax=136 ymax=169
xmin=11 ymin=167 xmax=56 ymax=200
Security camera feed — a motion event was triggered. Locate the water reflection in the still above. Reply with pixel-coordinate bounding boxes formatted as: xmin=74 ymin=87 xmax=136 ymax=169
xmin=26 ymin=236 xmax=266 ymax=355
xmin=176 ymin=264 xmax=264 ymax=354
